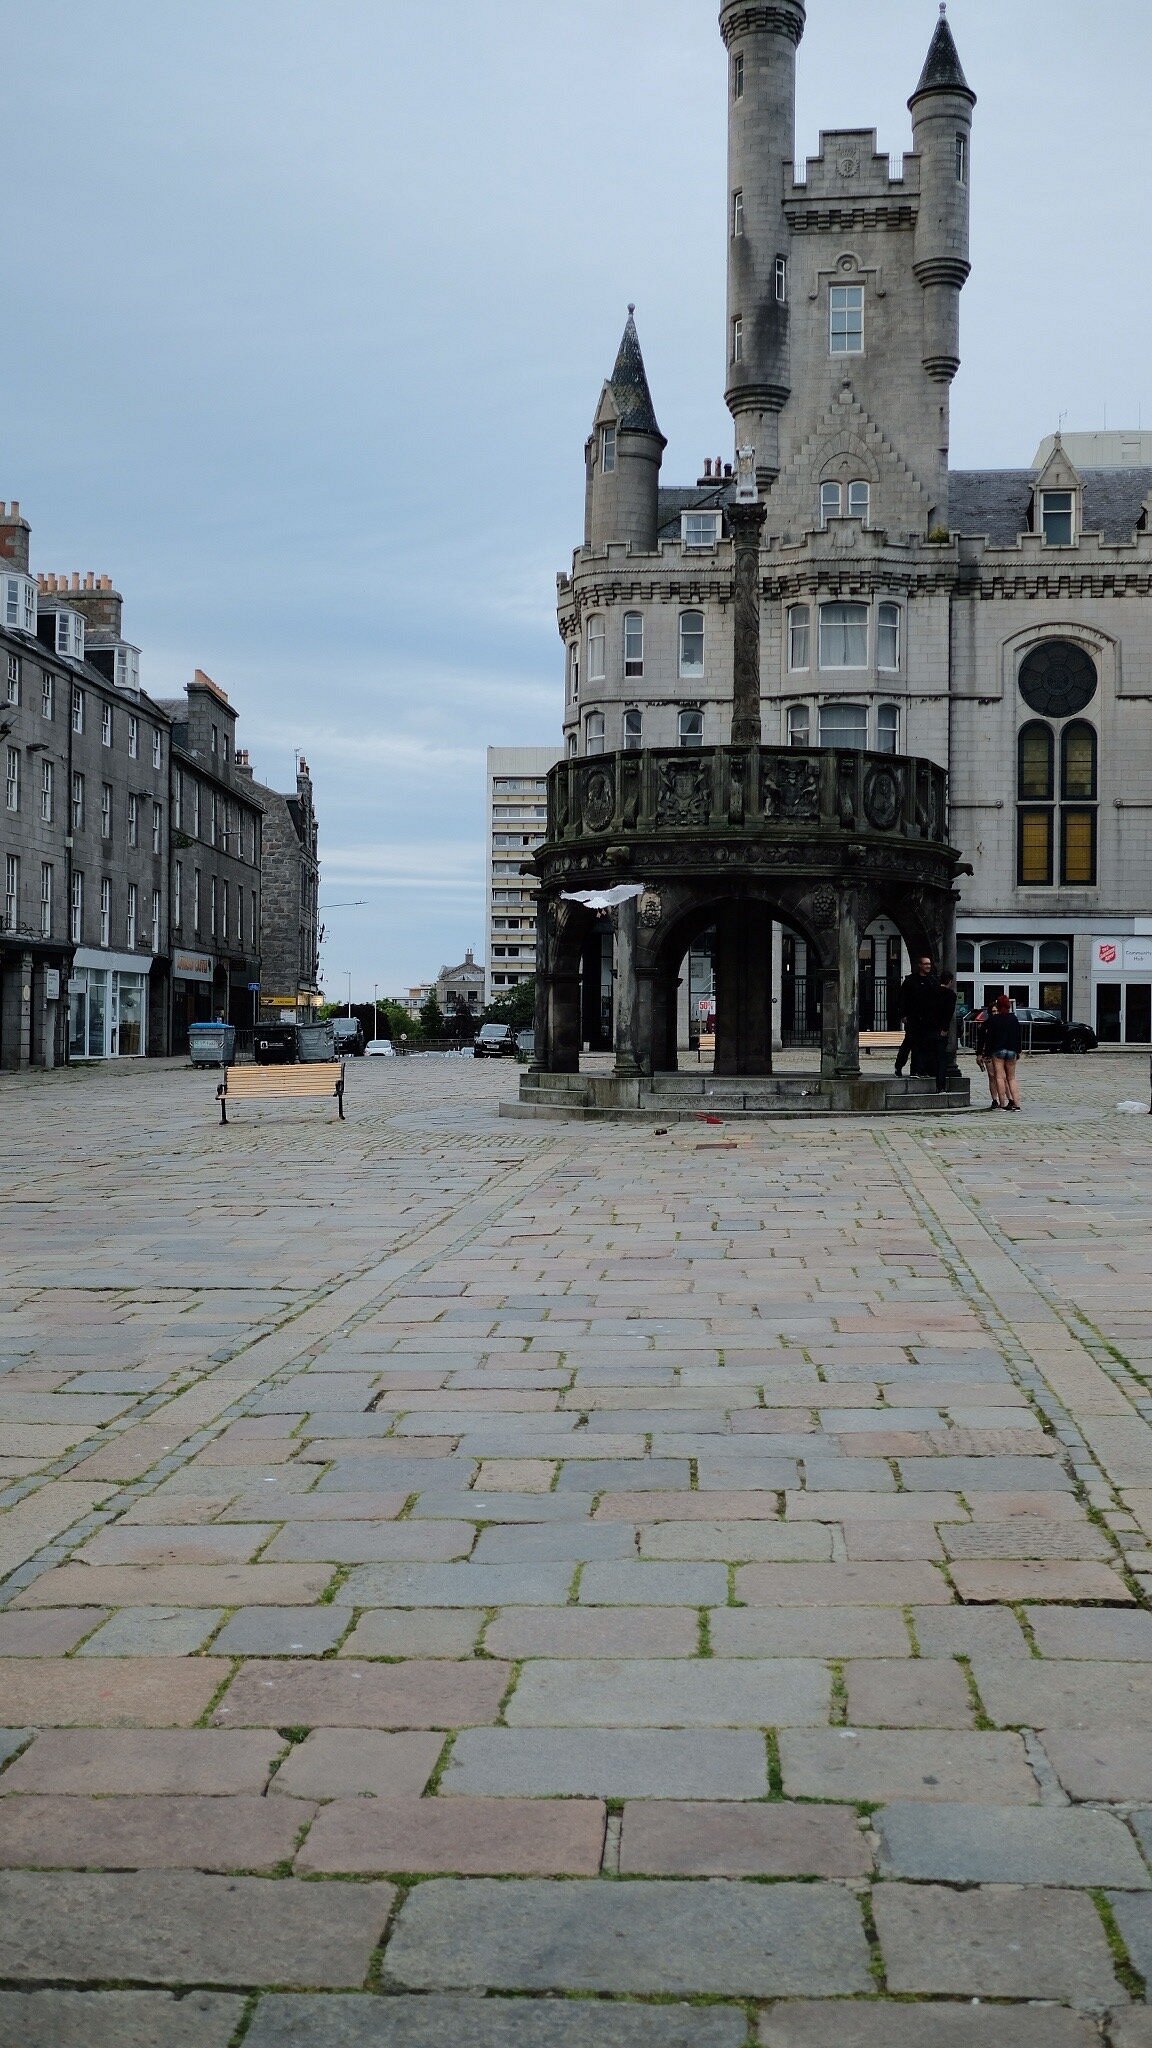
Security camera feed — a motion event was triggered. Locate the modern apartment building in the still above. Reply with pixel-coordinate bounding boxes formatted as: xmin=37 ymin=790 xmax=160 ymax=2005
xmin=485 ymin=745 xmax=559 ymax=1003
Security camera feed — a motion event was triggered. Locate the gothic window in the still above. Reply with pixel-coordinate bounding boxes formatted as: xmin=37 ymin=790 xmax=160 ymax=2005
xmin=877 ymin=603 xmax=900 ymax=671
xmin=819 ymin=702 xmax=868 ymax=750
xmin=678 ymin=709 xmax=704 ymax=747
xmin=786 ymin=703 xmax=810 ymax=747
xmin=848 ymin=481 xmax=870 ymax=521
xmin=818 ymin=602 xmax=868 ymax=669
xmin=732 ymin=189 xmax=744 ymax=237
xmin=830 ymin=283 xmax=864 ymax=354
xmin=1018 ymin=641 xmax=1097 ymax=716
xmin=1040 ymin=491 xmax=1074 ymax=545
xmin=1060 ymin=721 xmax=1098 ymax=885
xmin=820 ymin=482 xmax=842 ymax=525
xmin=587 ymin=616 xmax=605 ymax=683
xmin=877 ymin=703 xmax=900 ymax=754
xmin=585 ymin=712 xmax=605 ymax=757
xmin=678 ymin=610 xmax=705 ymax=679
xmin=623 ymin=612 xmax=644 ymax=677
xmin=600 ymin=426 xmax=616 ymax=474
xmin=788 ymin=605 xmax=811 ymax=671
xmin=623 ymin=708 xmax=643 ymax=750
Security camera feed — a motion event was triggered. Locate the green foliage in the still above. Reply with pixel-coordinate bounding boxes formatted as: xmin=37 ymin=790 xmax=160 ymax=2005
xmin=484 ymin=977 xmax=536 ymax=1028
xmin=418 ymin=991 xmax=446 ymax=1038
xmin=379 ymin=1000 xmax=418 ymax=1044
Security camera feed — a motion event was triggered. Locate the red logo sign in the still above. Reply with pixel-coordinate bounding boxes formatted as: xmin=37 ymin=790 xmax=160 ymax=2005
xmin=1098 ymin=943 xmax=1118 ymax=965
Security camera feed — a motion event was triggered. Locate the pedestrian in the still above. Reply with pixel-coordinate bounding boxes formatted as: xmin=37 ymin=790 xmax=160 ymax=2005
xmin=934 ymin=970 xmax=957 ymax=1093
xmin=973 ymin=1004 xmax=1000 ymax=1108
xmin=988 ymin=993 xmax=1023 ymax=1111
xmin=896 ymin=953 xmax=939 ymax=1078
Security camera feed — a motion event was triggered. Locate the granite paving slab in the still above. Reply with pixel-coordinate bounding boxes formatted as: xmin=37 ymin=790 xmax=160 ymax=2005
xmin=242 ymin=1996 xmax=748 ymax=2048
xmin=0 ymin=1990 xmax=245 ymax=2048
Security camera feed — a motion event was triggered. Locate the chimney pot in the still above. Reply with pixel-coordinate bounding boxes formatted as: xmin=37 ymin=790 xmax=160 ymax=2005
xmin=723 ymin=463 xmax=733 ymax=478
xmin=11 ymin=501 xmax=19 ymax=516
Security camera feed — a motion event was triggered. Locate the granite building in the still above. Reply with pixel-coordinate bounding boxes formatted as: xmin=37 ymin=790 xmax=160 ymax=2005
xmin=559 ymin=3 xmax=1152 ymax=1046
xmin=157 ymin=671 xmax=263 ymax=1048
xmin=236 ymin=752 xmax=320 ymax=1024
xmin=0 ymin=501 xmax=172 ymax=1067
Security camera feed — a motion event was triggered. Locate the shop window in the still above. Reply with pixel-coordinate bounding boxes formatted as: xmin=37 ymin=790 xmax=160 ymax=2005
xmin=956 ymin=940 xmax=975 ymax=972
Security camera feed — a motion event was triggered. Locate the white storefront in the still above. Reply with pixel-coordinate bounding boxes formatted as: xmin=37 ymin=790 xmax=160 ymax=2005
xmin=68 ymin=947 xmax=152 ymax=1059
xmin=1090 ymin=933 xmax=1152 ymax=1044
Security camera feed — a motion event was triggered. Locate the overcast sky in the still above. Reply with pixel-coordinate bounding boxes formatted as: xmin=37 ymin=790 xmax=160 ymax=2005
xmin=1 ymin=0 xmax=1149 ymax=996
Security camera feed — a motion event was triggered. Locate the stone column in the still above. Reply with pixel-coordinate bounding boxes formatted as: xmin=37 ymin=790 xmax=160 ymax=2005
xmin=714 ymin=898 xmax=773 ymax=1076
xmin=831 ymin=889 xmax=862 ymax=1078
xmin=549 ymin=975 xmax=582 ymax=1073
xmin=728 ymin=501 xmax=768 ymax=748
xmin=614 ymin=897 xmax=641 ymax=1076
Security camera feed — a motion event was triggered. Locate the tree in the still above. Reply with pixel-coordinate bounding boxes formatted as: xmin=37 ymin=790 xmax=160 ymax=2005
xmin=379 ymin=1001 xmax=418 ymax=1045
xmin=419 ymin=991 xmax=446 ymax=1038
xmin=484 ymin=978 xmax=535 ymax=1029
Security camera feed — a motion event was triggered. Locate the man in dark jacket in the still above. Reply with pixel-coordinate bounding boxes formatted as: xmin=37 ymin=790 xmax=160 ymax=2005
xmin=896 ymin=954 xmax=939 ymax=1078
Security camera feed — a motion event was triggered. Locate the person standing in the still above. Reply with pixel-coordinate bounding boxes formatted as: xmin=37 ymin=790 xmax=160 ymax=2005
xmin=896 ymin=954 xmax=939 ymax=1078
xmin=988 ymin=994 xmax=1023 ymax=1111
xmin=934 ymin=971 xmax=958 ymax=1093
xmin=973 ymin=1004 xmax=1000 ymax=1108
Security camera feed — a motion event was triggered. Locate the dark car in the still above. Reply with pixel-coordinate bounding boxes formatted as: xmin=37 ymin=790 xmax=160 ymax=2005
xmin=473 ymin=1023 xmax=517 ymax=1058
xmin=332 ymin=1017 xmax=366 ymax=1056
xmin=1015 ymin=1007 xmax=1098 ymax=1053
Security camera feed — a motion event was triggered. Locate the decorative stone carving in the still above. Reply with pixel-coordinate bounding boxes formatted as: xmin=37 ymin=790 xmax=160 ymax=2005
xmin=837 ymin=759 xmax=857 ymax=829
xmin=810 ymin=884 xmax=838 ymax=928
xmin=656 ymin=756 xmax=713 ymax=826
xmin=638 ymin=889 xmax=663 ymax=928
xmin=864 ymin=763 xmax=902 ymax=831
xmin=581 ymin=765 xmax=616 ymax=833
xmin=762 ymin=755 xmax=819 ymax=822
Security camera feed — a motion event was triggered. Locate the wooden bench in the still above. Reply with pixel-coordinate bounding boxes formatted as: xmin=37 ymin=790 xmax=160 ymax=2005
xmin=860 ymin=1031 xmax=905 ymax=1054
xmin=216 ymin=1060 xmax=346 ymax=1125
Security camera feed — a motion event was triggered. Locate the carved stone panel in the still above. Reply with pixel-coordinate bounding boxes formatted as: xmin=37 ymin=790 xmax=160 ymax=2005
xmin=581 ymin=765 xmax=616 ymax=833
xmin=762 ymin=755 xmax=819 ymax=822
xmin=656 ymin=756 xmax=713 ymax=826
xmin=863 ymin=762 xmax=902 ymax=832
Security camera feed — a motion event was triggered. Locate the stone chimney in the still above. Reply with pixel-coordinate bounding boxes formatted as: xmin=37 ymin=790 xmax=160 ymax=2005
xmin=0 ymin=501 xmax=31 ymax=573
xmin=37 ymin=571 xmax=122 ymax=640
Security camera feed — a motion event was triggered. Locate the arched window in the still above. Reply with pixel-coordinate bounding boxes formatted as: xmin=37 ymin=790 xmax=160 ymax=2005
xmin=877 ymin=704 xmax=899 ymax=754
xmin=623 ymin=708 xmax=643 ymax=751
xmin=820 ymin=482 xmax=842 ymax=526
xmin=819 ymin=602 xmax=868 ymax=669
xmin=1060 ymin=722 xmax=1098 ymax=884
xmin=586 ymin=616 xmax=605 ymax=683
xmin=786 ymin=704 xmax=810 ymax=747
xmin=848 ymin=481 xmax=870 ymax=521
xmin=1017 ymin=721 xmax=1055 ymax=885
xmin=585 ymin=712 xmax=605 ymax=757
xmin=819 ymin=702 xmax=868 ymax=750
xmin=678 ymin=709 xmax=704 ymax=747
xmin=623 ymin=613 xmax=644 ymax=679
xmin=678 ymin=610 xmax=705 ymax=679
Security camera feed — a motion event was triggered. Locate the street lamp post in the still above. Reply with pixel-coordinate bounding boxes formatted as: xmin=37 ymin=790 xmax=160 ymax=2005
xmin=345 ymin=971 xmax=352 ymax=1018
xmin=373 ymin=983 xmax=379 ymax=1043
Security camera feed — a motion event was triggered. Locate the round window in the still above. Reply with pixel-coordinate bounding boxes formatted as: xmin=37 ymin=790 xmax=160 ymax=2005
xmin=1018 ymin=641 xmax=1097 ymax=717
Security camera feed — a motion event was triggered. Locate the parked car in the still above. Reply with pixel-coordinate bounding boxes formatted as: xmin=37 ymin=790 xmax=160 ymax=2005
xmin=1014 ymin=1007 xmax=1098 ymax=1053
xmin=516 ymin=1029 xmax=536 ymax=1058
xmin=332 ymin=1016 xmax=366 ymax=1056
xmin=473 ymin=1022 xmax=517 ymax=1058
xmin=364 ymin=1039 xmax=396 ymax=1058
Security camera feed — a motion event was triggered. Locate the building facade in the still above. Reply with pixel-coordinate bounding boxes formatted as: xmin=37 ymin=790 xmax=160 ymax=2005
xmin=158 ymin=672 xmax=263 ymax=1048
xmin=237 ymin=752 xmax=320 ymax=1023
xmin=485 ymin=745 xmax=559 ymax=1004
xmin=560 ymin=4 xmax=1152 ymax=1045
xmin=437 ymin=948 xmax=485 ymax=1024
xmin=1 ymin=503 xmax=172 ymax=1067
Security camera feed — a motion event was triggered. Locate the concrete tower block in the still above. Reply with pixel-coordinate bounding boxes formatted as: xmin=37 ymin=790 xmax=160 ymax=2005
xmin=585 ymin=309 xmax=666 ymax=553
xmin=720 ymin=0 xmax=805 ymax=483
xmin=909 ymin=10 xmax=976 ymax=389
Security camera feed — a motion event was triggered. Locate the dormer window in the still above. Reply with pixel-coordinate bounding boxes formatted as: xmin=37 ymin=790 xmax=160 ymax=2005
xmin=683 ymin=512 xmax=721 ymax=549
xmin=2 ymin=574 xmax=35 ymax=634
xmin=600 ymin=426 xmax=617 ymax=474
xmin=54 ymin=610 xmax=85 ymax=660
xmin=1041 ymin=491 xmax=1075 ymax=546
xmin=113 ymin=645 xmax=140 ymax=694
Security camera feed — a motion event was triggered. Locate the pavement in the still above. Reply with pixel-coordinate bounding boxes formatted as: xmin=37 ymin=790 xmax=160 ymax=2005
xmin=0 ymin=1046 xmax=1151 ymax=2045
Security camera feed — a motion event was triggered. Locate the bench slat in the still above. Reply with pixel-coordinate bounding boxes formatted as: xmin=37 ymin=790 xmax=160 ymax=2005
xmin=223 ymin=1067 xmax=340 ymax=1097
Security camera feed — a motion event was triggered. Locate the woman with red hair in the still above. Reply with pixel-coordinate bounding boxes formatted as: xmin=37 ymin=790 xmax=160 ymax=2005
xmin=988 ymin=995 xmax=1023 ymax=1111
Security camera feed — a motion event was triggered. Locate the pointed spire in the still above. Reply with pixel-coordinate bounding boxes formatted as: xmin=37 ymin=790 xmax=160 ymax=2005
xmin=911 ymin=8 xmax=976 ymax=104
xmin=607 ymin=307 xmax=663 ymax=438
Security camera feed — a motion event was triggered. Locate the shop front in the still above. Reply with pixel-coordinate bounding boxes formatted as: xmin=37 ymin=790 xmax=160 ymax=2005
xmin=1091 ymin=936 xmax=1152 ymax=1044
xmin=956 ymin=936 xmax=1073 ymax=1018
xmin=170 ymin=948 xmax=217 ymax=1056
xmin=68 ymin=947 xmax=153 ymax=1059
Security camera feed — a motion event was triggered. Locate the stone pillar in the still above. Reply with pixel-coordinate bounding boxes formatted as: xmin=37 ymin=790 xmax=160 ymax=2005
xmin=549 ymin=974 xmax=581 ymax=1074
xmin=728 ymin=501 xmax=768 ymax=748
xmin=614 ymin=897 xmax=641 ymax=1076
xmin=529 ymin=962 xmax=550 ymax=1072
xmin=825 ymin=890 xmax=862 ymax=1079
xmin=714 ymin=898 xmax=772 ymax=1077
xmin=16 ymin=951 xmax=32 ymax=1071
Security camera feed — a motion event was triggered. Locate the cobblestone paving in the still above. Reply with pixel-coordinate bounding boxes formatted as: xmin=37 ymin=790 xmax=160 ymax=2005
xmin=1 ymin=1049 xmax=1152 ymax=2045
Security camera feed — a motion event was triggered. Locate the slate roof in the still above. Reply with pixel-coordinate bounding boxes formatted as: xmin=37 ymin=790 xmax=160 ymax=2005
xmin=912 ymin=14 xmax=975 ymax=101
xmin=950 ymin=469 xmax=1152 ymax=545
xmin=656 ymin=484 xmax=732 ymax=542
xmin=608 ymin=311 xmax=664 ymax=439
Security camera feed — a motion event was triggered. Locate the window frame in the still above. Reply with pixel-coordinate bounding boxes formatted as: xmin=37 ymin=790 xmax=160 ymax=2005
xmin=600 ymin=425 xmax=616 ymax=475
xmin=40 ymin=758 xmax=53 ymax=823
xmin=876 ymin=703 xmax=900 ymax=755
xmin=40 ymin=861 xmax=53 ymax=940
xmin=128 ymin=714 xmax=139 ymax=760
xmin=877 ymin=602 xmax=901 ymax=672
xmin=71 ymin=687 xmax=85 ymax=734
xmin=682 ymin=512 xmax=721 ymax=550
xmin=731 ymin=316 xmax=743 ymax=364
xmin=101 ymin=782 xmax=113 ymax=841
xmin=732 ymin=51 xmax=744 ymax=98
xmin=775 ymin=255 xmax=788 ymax=303
xmin=956 ymin=131 xmax=969 ymax=184
xmin=100 ymin=876 xmax=111 ymax=948
xmin=786 ymin=703 xmax=811 ymax=748
xmin=732 ymin=189 xmax=744 ymax=237
xmin=678 ymin=708 xmax=704 ymax=749
xmin=6 ymin=653 xmax=19 ymax=707
xmin=818 ymin=601 xmax=869 ymax=671
xmin=623 ymin=707 xmax=643 ymax=751
xmin=1060 ymin=719 xmax=1097 ymax=801
xmin=623 ymin=611 xmax=644 ymax=678
xmin=584 ymin=711 xmax=606 ymax=757
xmin=678 ymin=609 xmax=705 ymax=680
xmin=101 ymin=702 xmax=113 ymax=747
xmin=5 ymin=745 xmax=19 ymax=813
xmin=1040 ymin=490 xmax=1075 ymax=546
xmin=820 ymin=481 xmax=842 ymax=526
xmin=848 ymin=480 xmax=871 ymax=522
xmin=41 ymin=674 xmax=54 ymax=720
xmin=586 ymin=615 xmax=606 ymax=684
xmin=818 ymin=700 xmax=869 ymax=751
xmin=830 ymin=283 xmax=865 ymax=355
xmin=1017 ymin=806 xmax=1054 ymax=887
xmin=787 ymin=604 xmax=811 ymax=672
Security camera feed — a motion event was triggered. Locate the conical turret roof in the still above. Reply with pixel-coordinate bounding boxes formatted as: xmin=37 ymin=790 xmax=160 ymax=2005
xmin=607 ymin=307 xmax=664 ymax=438
xmin=911 ymin=9 xmax=975 ymax=104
